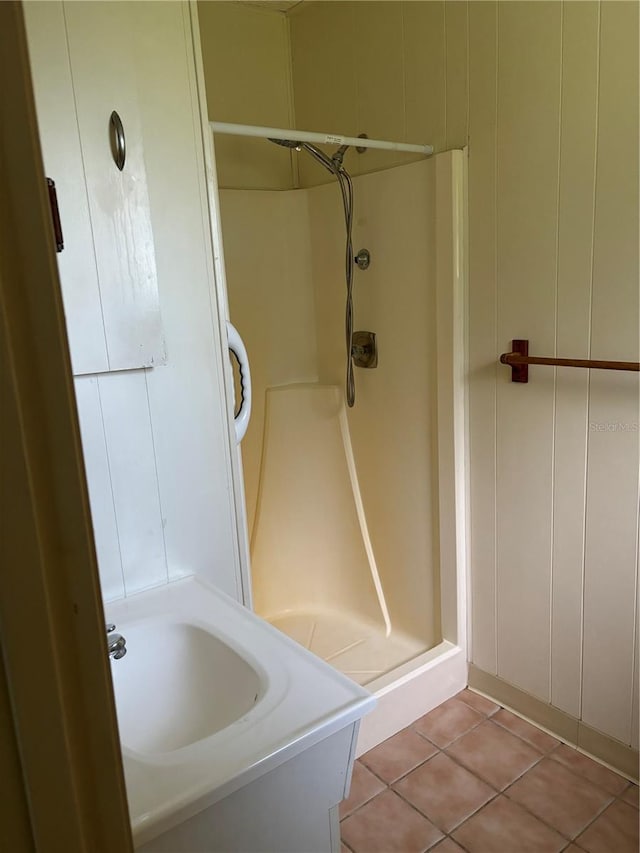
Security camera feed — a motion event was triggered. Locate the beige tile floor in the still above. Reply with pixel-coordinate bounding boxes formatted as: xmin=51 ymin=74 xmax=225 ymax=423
xmin=340 ymin=689 xmax=639 ymax=853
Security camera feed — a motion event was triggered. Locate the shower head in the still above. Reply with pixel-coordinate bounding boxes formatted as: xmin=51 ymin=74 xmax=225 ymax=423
xmin=268 ymin=137 xmax=302 ymax=150
xmin=268 ymin=136 xmax=337 ymax=175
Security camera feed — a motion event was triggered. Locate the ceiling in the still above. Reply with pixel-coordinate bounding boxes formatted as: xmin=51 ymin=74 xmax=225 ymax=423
xmin=237 ymin=1 xmax=304 ymax=12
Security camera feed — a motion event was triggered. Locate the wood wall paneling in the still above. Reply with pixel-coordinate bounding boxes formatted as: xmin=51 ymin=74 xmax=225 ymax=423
xmin=28 ymin=2 xmax=243 ymax=605
xmin=352 ymin=1 xmax=405 ymax=175
xmin=290 ymin=1 xmax=358 ymax=188
xmin=62 ymin=1 xmax=166 ymax=372
xmin=467 ymin=0 xmax=498 ymax=673
xmin=22 ymin=1 xmax=109 ymax=376
xmin=198 ymin=1 xmax=295 ymax=190
xmin=550 ymin=0 xmax=599 ymax=719
xmin=73 ymin=377 xmax=124 ymax=603
xmin=402 ymin=1 xmax=446 ymax=158
xmin=632 ymin=533 xmax=639 ymax=751
xmin=581 ymin=0 xmax=639 ymax=744
xmin=133 ymin=1 xmax=241 ymax=599
xmin=97 ymin=371 xmax=168 ymax=596
xmin=444 ymin=0 xmax=469 ymax=151
xmin=495 ymin=2 xmax=561 ymax=701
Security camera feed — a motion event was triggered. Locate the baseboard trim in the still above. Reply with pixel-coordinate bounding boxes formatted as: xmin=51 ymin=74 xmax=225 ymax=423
xmin=468 ymin=665 xmax=639 ymax=782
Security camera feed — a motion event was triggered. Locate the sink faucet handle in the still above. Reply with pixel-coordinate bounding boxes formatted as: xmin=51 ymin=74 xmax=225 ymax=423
xmin=106 ymin=622 xmax=116 ymax=634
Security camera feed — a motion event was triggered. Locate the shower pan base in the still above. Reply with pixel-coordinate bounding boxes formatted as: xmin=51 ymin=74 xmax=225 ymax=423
xmin=266 ymin=608 xmax=467 ymax=757
xmin=357 ymin=640 xmax=467 ymax=755
xmin=266 ymin=609 xmax=426 ymax=686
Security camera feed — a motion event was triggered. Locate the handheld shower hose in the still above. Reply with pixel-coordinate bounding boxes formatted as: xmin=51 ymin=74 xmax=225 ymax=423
xmin=269 ymin=138 xmax=356 ymax=407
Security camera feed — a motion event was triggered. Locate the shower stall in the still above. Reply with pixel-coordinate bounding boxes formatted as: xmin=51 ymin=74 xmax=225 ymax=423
xmin=214 ymin=134 xmax=468 ymax=752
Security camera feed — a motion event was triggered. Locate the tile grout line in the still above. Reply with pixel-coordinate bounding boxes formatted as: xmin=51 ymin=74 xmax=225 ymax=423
xmin=616 ymin=782 xmax=640 ymax=808
xmin=559 ymin=791 xmax=638 ymax=849
xmin=339 ymin=760 xmax=388 ymax=820
xmin=365 ymin=693 xmax=632 ymax=790
xmin=446 ymin=778 xmax=590 ymax=850
xmin=455 ymin=693 xmax=606 ymax=763
xmin=391 ymin=779 xmax=501 ymax=841
xmin=442 ymin=733 xmax=548 ymax=795
xmin=342 ymin=767 xmax=631 ymax=851
xmin=489 ymin=716 xmax=561 ymax=753
xmin=414 ymin=704 xmax=556 ymax=760
xmin=381 ymin=785 xmax=447 ymax=840
xmin=342 ymin=695 xmax=636 ymax=848
xmin=386 ymin=731 xmax=564 ymax=839
xmin=389 ymin=759 xmax=585 ymax=851
xmin=441 ymin=734 xmax=625 ymax=846
xmin=455 ymin=692 xmax=501 ymax=716
xmin=558 ymin=797 xmax=614 ymax=848
xmin=358 ymin=751 xmax=439 ymax=789
xmin=501 ymin=777 xmax=615 ymax=845
xmin=545 ymin=747 xmax=636 ymax=797
xmin=347 ymin=731 xmax=535 ymax=835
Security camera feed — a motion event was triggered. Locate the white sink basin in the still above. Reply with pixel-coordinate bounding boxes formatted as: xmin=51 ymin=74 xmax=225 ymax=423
xmin=106 ymin=577 xmax=375 ymax=848
xmin=110 ymin=622 xmax=263 ymax=754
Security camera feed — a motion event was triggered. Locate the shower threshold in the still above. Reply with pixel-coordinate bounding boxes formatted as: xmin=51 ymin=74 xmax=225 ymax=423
xmin=265 ymin=609 xmax=429 ymax=686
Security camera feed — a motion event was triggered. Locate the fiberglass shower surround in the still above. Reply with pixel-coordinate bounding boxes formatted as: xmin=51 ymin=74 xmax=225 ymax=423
xmin=218 ymin=147 xmax=467 ymax=750
xmin=211 ymin=122 xmax=433 ymax=408
xmin=220 ymin=157 xmax=443 ymax=673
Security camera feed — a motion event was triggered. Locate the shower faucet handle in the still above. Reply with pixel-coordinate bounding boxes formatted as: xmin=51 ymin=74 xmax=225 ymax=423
xmin=351 ymin=331 xmax=378 ymax=368
xmin=355 ymin=248 xmax=370 ymax=270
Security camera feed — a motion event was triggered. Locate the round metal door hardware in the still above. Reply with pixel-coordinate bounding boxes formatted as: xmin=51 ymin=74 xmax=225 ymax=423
xmin=110 ymin=110 xmax=126 ymax=171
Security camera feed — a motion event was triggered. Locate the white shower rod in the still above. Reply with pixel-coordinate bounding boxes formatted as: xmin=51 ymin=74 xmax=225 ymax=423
xmin=211 ymin=121 xmax=433 ymax=156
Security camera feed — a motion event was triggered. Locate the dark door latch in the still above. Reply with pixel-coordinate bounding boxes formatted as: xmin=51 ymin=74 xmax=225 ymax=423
xmin=46 ymin=177 xmax=64 ymax=252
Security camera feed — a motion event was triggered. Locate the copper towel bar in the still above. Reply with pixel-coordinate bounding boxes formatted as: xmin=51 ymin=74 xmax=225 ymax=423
xmin=500 ymin=339 xmax=640 ymax=383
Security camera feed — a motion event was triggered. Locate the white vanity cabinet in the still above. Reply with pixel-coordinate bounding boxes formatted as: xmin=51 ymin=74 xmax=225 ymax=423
xmin=138 ymin=723 xmax=358 ymax=853
xmin=107 ymin=576 xmax=372 ymax=853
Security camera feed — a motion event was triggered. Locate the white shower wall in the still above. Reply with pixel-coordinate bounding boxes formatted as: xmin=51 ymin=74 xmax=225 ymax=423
xmin=220 ymin=157 xmax=443 ymax=652
xmin=218 ymin=190 xmax=318 ymax=533
xmin=308 ymin=160 xmax=440 ymax=644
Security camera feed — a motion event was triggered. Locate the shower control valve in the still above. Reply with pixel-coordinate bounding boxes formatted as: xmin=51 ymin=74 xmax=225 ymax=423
xmin=351 ymin=331 xmax=378 ymax=369
xmin=355 ymin=248 xmax=370 ymax=270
